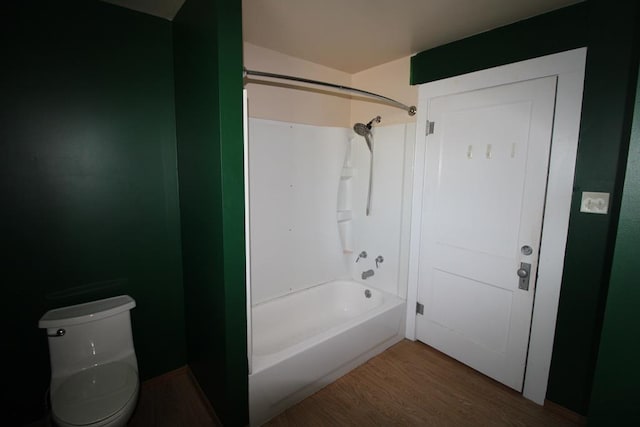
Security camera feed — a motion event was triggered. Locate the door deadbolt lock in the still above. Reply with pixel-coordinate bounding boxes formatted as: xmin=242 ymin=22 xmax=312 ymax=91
xmin=521 ymin=245 xmax=533 ymax=256
xmin=518 ymin=262 xmax=531 ymax=291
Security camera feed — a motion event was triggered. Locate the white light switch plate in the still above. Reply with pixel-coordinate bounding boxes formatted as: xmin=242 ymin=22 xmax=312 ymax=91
xmin=580 ymin=192 xmax=610 ymax=214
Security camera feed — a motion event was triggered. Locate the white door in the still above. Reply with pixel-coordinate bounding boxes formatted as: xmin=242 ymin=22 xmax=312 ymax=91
xmin=415 ymin=76 xmax=557 ymax=391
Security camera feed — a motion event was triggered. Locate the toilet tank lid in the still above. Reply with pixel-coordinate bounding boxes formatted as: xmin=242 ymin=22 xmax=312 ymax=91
xmin=39 ymin=295 xmax=136 ymax=328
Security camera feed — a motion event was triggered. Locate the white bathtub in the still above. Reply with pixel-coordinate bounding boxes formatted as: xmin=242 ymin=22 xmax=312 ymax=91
xmin=249 ymin=280 xmax=405 ymax=426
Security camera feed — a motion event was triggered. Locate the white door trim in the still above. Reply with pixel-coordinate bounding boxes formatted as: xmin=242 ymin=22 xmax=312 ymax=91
xmin=244 ymin=89 xmax=253 ymax=375
xmin=405 ymin=47 xmax=587 ymax=404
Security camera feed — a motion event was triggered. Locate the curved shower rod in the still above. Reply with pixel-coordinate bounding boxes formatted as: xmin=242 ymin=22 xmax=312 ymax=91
xmin=243 ymin=67 xmax=417 ymax=116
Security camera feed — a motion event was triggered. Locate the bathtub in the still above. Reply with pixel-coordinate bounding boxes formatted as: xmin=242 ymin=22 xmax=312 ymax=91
xmin=249 ymin=280 xmax=406 ymax=426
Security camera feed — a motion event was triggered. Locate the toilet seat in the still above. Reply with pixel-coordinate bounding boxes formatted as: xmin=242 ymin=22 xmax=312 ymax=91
xmin=51 ymin=361 xmax=138 ymax=426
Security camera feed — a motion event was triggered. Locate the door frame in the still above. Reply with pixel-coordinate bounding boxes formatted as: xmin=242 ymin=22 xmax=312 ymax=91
xmin=405 ymin=48 xmax=587 ymax=404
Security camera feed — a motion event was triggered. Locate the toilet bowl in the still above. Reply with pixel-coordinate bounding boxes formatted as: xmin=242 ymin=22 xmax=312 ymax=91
xmin=39 ymin=295 xmax=139 ymax=427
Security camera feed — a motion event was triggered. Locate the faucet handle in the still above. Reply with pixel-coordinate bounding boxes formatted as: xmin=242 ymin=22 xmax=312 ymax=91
xmin=356 ymin=251 xmax=367 ymax=263
xmin=375 ymin=255 xmax=384 ymax=268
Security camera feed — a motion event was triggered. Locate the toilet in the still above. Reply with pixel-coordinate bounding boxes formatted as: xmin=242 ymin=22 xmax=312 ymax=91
xmin=39 ymin=295 xmax=139 ymax=427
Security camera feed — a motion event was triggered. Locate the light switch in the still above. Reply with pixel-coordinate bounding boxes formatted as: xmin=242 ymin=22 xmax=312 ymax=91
xmin=580 ymin=192 xmax=610 ymax=214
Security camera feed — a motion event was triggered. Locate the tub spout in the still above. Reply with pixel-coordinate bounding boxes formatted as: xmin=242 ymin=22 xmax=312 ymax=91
xmin=361 ymin=269 xmax=374 ymax=280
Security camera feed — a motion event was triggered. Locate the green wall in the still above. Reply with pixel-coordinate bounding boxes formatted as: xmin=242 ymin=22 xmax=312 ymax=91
xmin=410 ymin=0 xmax=640 ymax=415
xmin=410 ymin=4 xmax=588 ymax=84
xmin=549 ymin=0 xmax=639 ymax=414
xmin=1 ymin=1 xmax=186 ymax=425
xmin=173 ymin=0 xmax=248 ymax=425
xmin=588 ymin=67 xmax=640 ymax=426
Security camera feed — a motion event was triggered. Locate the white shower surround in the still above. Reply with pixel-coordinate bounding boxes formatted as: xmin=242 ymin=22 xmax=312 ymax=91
xmin=246 ymin=118 xmax=414 ymax=425
xmin=248 ymin=119 xmax=350 ymax=304
xmin=349 ymin=123 xmax=416 ymax=298
xmin=247 ymin=118 xmax=415 ymax=302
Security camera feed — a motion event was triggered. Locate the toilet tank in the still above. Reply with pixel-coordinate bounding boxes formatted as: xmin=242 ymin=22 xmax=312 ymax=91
xmin=39 ymin=295 xmax=138 ymax=380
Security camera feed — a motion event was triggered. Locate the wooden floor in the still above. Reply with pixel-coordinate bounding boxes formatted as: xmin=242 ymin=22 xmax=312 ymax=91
xmin=265 ymin=340 xmax=584 ymax=427
xmin=127 ymin=367 xmax=221 ymax=427
xmin=29 ymin=340 xmax=585 ymax=426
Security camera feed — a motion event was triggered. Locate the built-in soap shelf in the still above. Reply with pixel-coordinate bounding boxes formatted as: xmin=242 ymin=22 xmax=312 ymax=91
xmin=338 ymin=219 xmax=353 ymax=254
xmin=337 ymin=204 xmax=353 ymax=252
xmin=340 ymin=167 xmax=355 ymax=179
xmin=338 ymin=150 xmax=354 ymax=253
xmin=337 ymin=210 xmax=352 ymax=223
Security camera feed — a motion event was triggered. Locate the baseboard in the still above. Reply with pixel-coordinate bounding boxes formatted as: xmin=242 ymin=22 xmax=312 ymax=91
xmin=544 ymin=400 xmax=587 ymax=425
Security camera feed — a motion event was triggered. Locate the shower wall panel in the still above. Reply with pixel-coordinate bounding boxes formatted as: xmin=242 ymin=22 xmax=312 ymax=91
xmin=348 ymin=123 xmax=415 ymax=297
xmin=248 ymin=119 xmax=350 ymax=304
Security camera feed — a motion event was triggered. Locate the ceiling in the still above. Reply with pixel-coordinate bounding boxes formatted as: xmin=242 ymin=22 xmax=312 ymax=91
xmin=103 ymin=0 xmax=583 ymax=73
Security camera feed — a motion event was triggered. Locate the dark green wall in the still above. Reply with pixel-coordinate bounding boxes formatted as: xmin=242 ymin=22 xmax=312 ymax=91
xmin=410 ymin=4 xmax=588 ymax=84
xmin=550 ymin=0 xmax=639 ymax=415
xmin=1 ymin=1 xmax=186 ymax=425
xmin=173 ymin=0 xmax=248 ymax=425
xmin=410 ymin=0 xmax=640 ymax=415
xmin=588 ymin=68 xmax=640 ymax=426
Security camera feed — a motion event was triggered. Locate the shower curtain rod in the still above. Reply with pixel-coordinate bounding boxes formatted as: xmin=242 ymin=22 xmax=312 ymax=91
xmin=243 ymin=68 xmax=417 ymax=116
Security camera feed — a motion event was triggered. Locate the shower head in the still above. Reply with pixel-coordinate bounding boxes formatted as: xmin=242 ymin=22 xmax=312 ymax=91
xmin=353 ymin=123 xmax=372 ymax=152
xmin=353 ymin=122 xmax=371 ymax=137
xmin=353 ymin=116 xmax=381 ymax=153
xmin=353 ymin=115 xmax=381 ymax=136
xmin=353 ymin=116 xmax=381 ymax=216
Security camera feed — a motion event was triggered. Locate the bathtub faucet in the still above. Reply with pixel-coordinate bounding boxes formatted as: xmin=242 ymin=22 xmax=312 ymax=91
xmin=361 ymin=269 xmax=374 ymax=280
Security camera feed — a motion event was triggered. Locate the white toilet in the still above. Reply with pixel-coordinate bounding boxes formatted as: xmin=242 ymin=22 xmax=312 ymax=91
xmin=39 ymin=295 xmax=140 ymax=427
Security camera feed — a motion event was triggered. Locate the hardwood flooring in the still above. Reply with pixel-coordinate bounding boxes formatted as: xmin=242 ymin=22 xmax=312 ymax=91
xmin=265 ymin=340 xmax=585 ymax=427
xmin=127 ymin=367 xmax=220 ymax=427
xmin=27 ymin=340 xmax=585 ymax=426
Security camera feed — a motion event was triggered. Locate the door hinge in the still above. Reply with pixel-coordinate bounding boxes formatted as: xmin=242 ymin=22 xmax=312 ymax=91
xmin=426 ymin=120 xmax=435 ymax=136
xmin=416 ymin=302 xmax=424 ymax=315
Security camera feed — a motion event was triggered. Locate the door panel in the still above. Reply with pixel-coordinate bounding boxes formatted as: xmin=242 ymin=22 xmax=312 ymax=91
xmin=430 ymin=270 xmax=512 ymax=353
xmin=435 ymin=101 xmax=531 ymax=258
xmin=416 ymin=76 xmax=557 ymax=391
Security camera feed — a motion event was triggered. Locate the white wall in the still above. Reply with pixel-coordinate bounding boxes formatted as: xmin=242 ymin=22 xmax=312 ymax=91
xmin=248 ymin=118 xmax=415 ymax=303
xmin=347 ymin=123 xmax=415 ymax=296
xmin=248 ymin=119 xmax=350 ymax=304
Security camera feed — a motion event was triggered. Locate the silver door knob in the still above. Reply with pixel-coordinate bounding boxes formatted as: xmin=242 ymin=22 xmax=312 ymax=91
xmin=518 ymin=262 xmax=532 ymax=290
